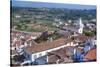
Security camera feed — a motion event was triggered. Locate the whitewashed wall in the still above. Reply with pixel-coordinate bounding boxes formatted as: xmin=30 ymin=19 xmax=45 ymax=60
xmin=31 ymin=42 xmax=76 ymax=62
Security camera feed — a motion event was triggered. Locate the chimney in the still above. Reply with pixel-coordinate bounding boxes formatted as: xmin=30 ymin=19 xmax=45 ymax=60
xmin=56 ymin=59 xmax=60 ymax=64
xmin=74 ymin=48 xmax=77 ymax=55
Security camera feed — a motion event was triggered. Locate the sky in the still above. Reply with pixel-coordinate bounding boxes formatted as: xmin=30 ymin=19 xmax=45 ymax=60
xmin=11 ymin=0 xmax=96 ymax=10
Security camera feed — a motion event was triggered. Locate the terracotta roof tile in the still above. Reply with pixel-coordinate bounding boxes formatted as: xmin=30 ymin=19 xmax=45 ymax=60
xmin=25 ymin=38 xmax=72 ymax=54
xmin=74 ymin=35 xmax=90 ymax=42
xmin=48 ymin=55 xmax=59 ymax=63
xmin=84 ymin=48 xmax=96 ymax=61
xmin=11 ymin=50 xmax=18 ymax=55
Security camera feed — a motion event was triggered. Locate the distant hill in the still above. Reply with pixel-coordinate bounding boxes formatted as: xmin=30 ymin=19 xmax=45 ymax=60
xmin=11 ymin=6 xmax=96 ymax=20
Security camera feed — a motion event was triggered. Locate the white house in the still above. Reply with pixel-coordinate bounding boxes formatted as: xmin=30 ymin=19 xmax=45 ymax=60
xmin=23 ymin=38 xmax=75 ymax=62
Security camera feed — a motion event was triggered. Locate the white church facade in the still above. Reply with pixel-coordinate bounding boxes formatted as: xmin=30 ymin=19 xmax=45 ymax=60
xmin=77 ymin=18 xmax=84 ymax=34
xmin=62 ymin=18 xmax=84 ymax=34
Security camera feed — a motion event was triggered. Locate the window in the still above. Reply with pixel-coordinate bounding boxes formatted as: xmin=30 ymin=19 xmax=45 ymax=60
xmin=39 ymin=53 xmax=42 ymax=57
xmin=27 ymin=54 xmax=30 ymax=59
xmin=34 ymin=55 xmax=37 ymax=59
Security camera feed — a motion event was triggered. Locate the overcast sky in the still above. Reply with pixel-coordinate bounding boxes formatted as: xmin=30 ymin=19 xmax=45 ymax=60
xmin=11 ymin=0 xmax=96 ymax=10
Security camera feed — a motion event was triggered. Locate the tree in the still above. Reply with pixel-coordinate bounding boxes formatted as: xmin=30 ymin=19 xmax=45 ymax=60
xmin=83 ymin=30 xmax=95 ymax=36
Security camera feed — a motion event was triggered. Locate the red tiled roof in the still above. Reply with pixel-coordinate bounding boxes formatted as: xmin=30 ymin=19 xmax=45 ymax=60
xmin=47 ymin=46 xmax=74 ymax=63
xmin=84 ymin=48 xmax=96 ymax=61
xmin=25 ymin=38 xmax=72 ymax=54
xmin=74 ymin=35 xmax=90 ymax=42
xmin=48 ymin=55 xmax=59 ymax=63
xmin=11 ymin=50 xmax=18 ymax=55
xmin=11 ymin=40 xmax=21 ymax=48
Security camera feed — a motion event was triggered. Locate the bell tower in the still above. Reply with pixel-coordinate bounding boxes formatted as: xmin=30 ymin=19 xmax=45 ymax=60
xmin=78 ymin=18 xmax=84 ymax=34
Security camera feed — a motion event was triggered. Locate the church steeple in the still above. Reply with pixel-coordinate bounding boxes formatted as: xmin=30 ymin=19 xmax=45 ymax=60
xmin=78 ymin=17 xmax=84 ymax=34
xmin=79 ymin=18 xmax=83 ymax=27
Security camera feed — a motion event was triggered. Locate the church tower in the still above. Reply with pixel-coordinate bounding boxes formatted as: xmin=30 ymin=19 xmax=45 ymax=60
xmin=78 ymin=18 xmax=84 ymax=34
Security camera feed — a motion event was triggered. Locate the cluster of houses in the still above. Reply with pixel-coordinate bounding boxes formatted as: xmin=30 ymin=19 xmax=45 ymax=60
xmin=11 ymin=30 xmax=41 ymax=56
xmin=11 ymin=18 xmax=96 ymax=66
